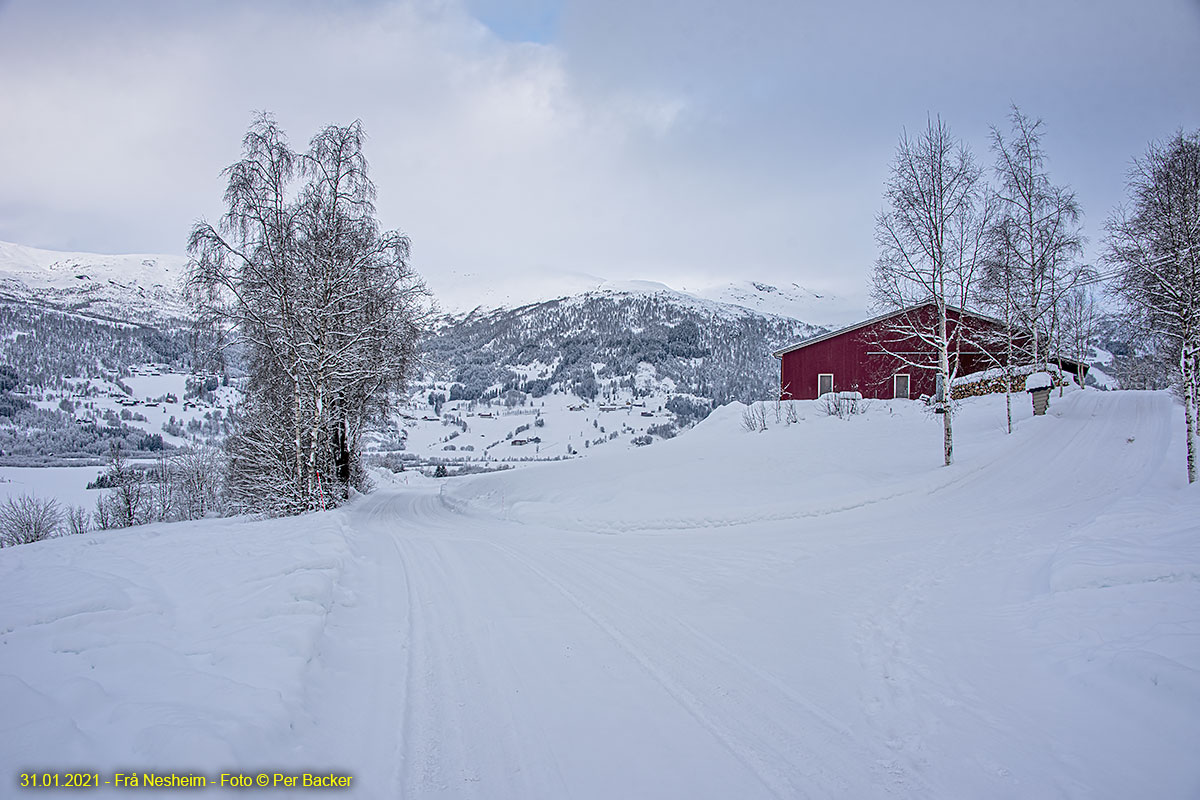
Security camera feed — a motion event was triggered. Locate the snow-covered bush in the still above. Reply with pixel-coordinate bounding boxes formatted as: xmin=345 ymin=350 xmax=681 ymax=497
xmin=89 ymin=443 xmax=225 ymax=528
xmin=741 ymin=403 xmax=768 ymax=432
xmin=93 ymin=445 xmax=151 ymax=529
xmin=772 ymin=398 xmax=802 ymax=425
xmin=65 ymin=505 xmax=90 ymax=536
xmin=369 ymin=452 xmax=409 ymax=473
xmin=820 ymin=392 xmax=867 ymax=419
xmin=0 ymin=494 xmax=63 ymax=547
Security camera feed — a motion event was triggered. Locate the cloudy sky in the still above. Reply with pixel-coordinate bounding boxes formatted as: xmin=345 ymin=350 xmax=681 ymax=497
xmin=0 ymin=0 xmax=1197 ymax=314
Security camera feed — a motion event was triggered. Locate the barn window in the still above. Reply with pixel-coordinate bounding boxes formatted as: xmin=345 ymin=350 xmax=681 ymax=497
xmin=894 ymin=374 xmax=910 ymax=399
xmin=818 ymin=373 xmax=833 ymax=396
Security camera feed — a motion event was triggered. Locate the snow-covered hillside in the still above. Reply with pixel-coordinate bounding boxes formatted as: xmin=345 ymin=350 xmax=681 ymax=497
xmin=430 ymin=266 xmax=861 ymax=328
xmin=0 ymin=240 xmax=851 ymax=332
xmin=687 ymin=279 xmax=860 ymax=327
xmin=2 ymin=386 xmax=1197 ymax=798
xmin=386 ymin=390 xmax=692 ymax=467
xmin=422 ymin=286 xmax=825 ymax=405
xmin=0 ymin=240 xmax=189 ymax=323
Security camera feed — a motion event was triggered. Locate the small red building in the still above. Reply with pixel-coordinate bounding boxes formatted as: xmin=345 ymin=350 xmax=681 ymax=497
xmin=772 ymin=302 xmax=1085 ymax=401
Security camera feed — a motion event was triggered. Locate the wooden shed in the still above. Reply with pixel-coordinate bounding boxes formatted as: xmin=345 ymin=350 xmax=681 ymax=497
xmin=772 ymin=302 xmax=1088 ymax=401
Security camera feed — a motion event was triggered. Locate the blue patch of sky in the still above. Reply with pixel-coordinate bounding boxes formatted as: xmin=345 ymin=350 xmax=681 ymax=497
xmin=466 ymin=0 xmax=562 ymax=44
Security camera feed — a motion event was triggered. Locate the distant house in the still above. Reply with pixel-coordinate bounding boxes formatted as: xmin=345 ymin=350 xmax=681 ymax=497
xmin=510 ymin=437 xmax=541 ymax=446
xmin=772 ymin=302 xmax=1088 ymax=401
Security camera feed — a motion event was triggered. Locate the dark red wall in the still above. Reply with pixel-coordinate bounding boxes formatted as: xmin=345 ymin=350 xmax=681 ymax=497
xmin=779 ymin=306 xmax=1008 ymax=400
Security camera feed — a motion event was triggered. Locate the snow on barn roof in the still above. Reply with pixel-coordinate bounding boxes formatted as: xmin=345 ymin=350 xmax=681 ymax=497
xmin=771 ymin=302 xmax=1005 ymax=359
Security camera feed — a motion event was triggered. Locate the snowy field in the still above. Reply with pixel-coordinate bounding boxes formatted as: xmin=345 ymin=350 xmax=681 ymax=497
xmin=2 ymin=386 xmax=1199 ymax=798
xmin=0 ymin=465 xmax=104 ymax=510
xmin=392 ymin=388 xmax=689 ymax=464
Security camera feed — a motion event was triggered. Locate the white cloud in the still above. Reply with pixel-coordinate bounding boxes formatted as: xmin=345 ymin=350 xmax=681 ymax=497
xmin=1 ymin=0 xmax=1197 ymax=316
xmin=0 ymin=0 xmax=749 ymax=310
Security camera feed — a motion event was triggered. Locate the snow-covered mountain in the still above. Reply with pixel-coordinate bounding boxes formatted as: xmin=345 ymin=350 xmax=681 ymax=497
xmin=0 ymin=240 xmax=189 ymax=323
xmin=684 ymin=279 xmax=860 ymax=327
xmin=422 ymin=283 xmax=826 ymax=405
xmin=439 ymin=272 xmax=860 ymax=329
xmin=0 ymin=239 xmax=846 ymax=336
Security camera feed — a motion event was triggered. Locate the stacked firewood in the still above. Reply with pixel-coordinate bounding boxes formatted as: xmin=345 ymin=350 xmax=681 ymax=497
xmin=951 ymin=368 xmax=1068 ymax=400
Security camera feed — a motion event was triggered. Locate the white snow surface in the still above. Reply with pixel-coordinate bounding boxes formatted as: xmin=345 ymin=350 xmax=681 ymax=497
xmin=2 ymin=388 xmax=1199 ymax=798
xmin=0 ymin=466 xmax=104 ymax=509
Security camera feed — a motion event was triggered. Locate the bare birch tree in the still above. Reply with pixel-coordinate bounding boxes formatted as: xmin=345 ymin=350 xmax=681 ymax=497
xmin=188 ymin=114 xmax=427 ymax=514
xmin=872 ymin=116 xmax=990 ymax=465
xmin=1106 ymin=130 xmax=1200 ymax=483
xmin=1060 ymin=285 xmax=1100 ymax=389
xmin=974 ymin=237 xmax=1033 ymax=434
xmin=990 ymin=106 xmax=1085 ymax=368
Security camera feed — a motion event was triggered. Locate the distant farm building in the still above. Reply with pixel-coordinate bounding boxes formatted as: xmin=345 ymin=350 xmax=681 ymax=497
xmin=772 ymin=302 xmax=1088 ymax=401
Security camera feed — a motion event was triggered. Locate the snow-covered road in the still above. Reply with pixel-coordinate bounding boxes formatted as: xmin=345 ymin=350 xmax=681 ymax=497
xmin=3 ymin=389 xmax=1199 ymax=798
xmin=293 ymin=389 xmax=1197 ymax=798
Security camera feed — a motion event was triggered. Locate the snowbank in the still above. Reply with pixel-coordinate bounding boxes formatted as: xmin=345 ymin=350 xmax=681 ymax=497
xmin=439 ymin=390 xmax=1073 ymax=532
xmin=0 ymin=510 xmax=355 ymax=775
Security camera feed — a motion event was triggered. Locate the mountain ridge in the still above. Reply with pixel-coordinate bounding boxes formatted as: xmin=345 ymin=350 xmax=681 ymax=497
xmin=0 ymin=240 xmax=190 ymax=323
xmin=0 ymin=240 xmax=830 ymax=404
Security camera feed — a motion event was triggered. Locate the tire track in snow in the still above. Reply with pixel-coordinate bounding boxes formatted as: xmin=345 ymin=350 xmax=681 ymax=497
xmin=486 ymin=538 xmax=901 ymax=799
xmin=848 ymin=389 xmax=1179 ymax=792
xmin=286 ymin=493 xmax=419 ymax=796
xmin=388 ymin=515 xmax=419 ymax=799
xmin=334 ymin=390 xmax=1177 ymax=797
xmin=439 ymin=471 xmax=997 ymax=535
xmin=385 ymin=513 xmax=557 ymax=799
xmin=535 ymin=543 xmax=934 ymax=797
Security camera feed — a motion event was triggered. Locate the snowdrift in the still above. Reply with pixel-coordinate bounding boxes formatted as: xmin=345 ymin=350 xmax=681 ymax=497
xmin=440 ymin=388 xmax=1099 ymax=532
xmin=0 ymin=512 xmax=356 ymax=772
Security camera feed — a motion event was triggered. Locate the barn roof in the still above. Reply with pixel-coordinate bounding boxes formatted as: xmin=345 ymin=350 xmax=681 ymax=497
xmin=771 ymin=302 xmax=1004 ymax=359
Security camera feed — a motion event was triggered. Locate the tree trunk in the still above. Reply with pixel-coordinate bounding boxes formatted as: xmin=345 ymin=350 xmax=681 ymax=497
xmin=939 ymin=302 xmax=953 ymax=466
xmin=1183 ymin=346 xmax=1197 ymax=484
xmin=1004 ymin=310 xmax=1014 ymax=434
xmin=333 ymin=405 xmax=351 ymax=496
xmin=1192 ymin=351 xmax=1199 ymax=432
xmin=309 ymin=386 xmax=323 ymax=509
xmin=294 ymin=376 xmax=303 ymax=506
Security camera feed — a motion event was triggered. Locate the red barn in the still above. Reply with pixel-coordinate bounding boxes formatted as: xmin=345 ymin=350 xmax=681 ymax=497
xmin=772 ymin=302 xmax=1086 ymax=400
